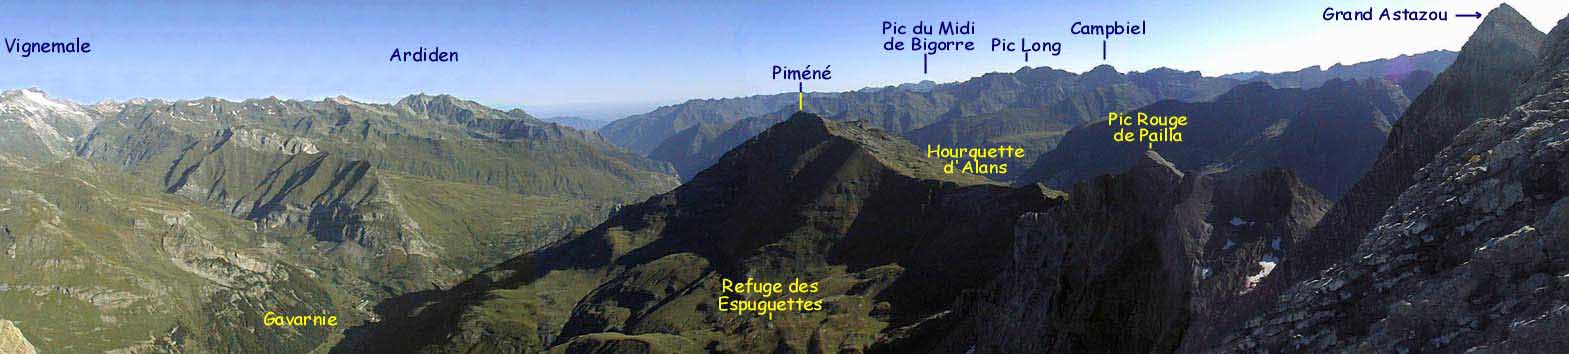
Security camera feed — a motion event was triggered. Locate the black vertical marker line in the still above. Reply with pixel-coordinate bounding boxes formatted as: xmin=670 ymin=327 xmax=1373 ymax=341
xmin=923 ymin=53 xmax=929 ymax=74
xmin=1102 ymin=40 xmax=1107 ymax=60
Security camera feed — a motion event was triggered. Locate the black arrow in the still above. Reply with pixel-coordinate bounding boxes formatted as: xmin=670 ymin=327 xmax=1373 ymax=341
xmin=1456 ymin=11 xmax=1481 ymax=18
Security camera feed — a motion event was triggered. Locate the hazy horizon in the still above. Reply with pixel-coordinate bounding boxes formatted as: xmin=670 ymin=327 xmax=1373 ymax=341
xmin=5 ymin=1 xmax=1565 ymax=112
xmin=4 ymin=47 xmax=1457 ymax=120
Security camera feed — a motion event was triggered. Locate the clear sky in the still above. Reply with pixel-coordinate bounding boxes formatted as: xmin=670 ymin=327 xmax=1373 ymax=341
xmin=3 ymin=0 xmax=1567 ymax=116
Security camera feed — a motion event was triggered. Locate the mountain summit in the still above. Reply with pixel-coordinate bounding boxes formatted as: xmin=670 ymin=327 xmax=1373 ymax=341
xmin=0 ymin=88 xmax=103 ymax=161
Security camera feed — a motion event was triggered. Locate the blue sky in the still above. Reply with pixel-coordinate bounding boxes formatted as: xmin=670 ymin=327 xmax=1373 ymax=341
xmin=3 ymin=0 xmax=1567 ymax=118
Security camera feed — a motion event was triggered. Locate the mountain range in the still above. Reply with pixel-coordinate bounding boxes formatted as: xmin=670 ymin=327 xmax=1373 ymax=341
xmin=338 ymin=4 xmax=1569 ymax=353
xmin=0 ymin=90 xmax=678 ymax=353
xmin=1022 ymin=75 xmax=1429 ymax=200
xmin=541 ymin=116 xmax=611 ymax=131
xmin=620 ymin=52 xmax=1454 ymax=182
xmin=7 ymin=3 xmax=1565 ymax=352
xmin=1220 ymin=50 xmax=1457 ymax=89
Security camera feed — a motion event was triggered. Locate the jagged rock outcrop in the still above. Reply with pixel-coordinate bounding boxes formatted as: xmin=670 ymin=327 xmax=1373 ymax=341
xmin=0 ymin=320 xmax=38 ymax=354
xmin=336 ymin=112 xmax=1060 ymax=353
xmin=935 ymin=152 xmax=1329 ymax=353
xmin=1208 ymin=8 xmax=1569 ymax=352
xmin=1267 ymin=2 xmax=1547 ymax=306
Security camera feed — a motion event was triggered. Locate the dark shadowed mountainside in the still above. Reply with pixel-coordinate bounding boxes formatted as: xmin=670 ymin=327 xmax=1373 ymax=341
xmin=335 ymin=112 xmax=1061 ymax=353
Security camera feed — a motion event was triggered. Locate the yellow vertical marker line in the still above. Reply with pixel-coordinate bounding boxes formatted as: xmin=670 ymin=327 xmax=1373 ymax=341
xmin=798 ymin=82 xmax=804 ymax=112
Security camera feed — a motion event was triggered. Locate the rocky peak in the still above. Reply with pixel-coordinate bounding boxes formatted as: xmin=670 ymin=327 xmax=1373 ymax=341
xmin=326 ymin=95 xmax=358 ymax=105
xmin=1129 ymin=149 xmax=1184 ymax=189
xmin=1 ymin=88 xmax=80 ymax=114
xmin=1517 ymin=4 xmax=1569 ymax=102
xmin=1271 ymin=2 xmax=1546 ymax=293
xmin=1474 ymin=4 xmax=1536 ymax=46
xmin=1078 ymin=64 xmax=1129 ymax=87
xmin=395 ymin=93 xmax=542 ymax=130
xmin=0 ymin=88 xmax=100 ymax=160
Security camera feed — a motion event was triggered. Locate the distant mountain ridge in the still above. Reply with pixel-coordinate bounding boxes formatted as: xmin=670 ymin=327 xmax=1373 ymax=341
xmin=541 ymin=115 xmax=610 ymax=130
xmin=1222 ymin=50 xmax=1457 ymax=88
xmin=649 ymin=65 xmax=1242 ymax=181
xmin=626 ymin=51 xmax=1456 ymax=182
xmin=1021 ymin=75 xmax=1424 ymax=200
xmin=598 ymin=93 xmax=802 ymax=154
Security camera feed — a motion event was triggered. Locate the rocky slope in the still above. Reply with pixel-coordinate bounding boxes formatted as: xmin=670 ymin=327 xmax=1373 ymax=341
xmin=1271 ymin=3 xmax=1547 ymax=297
xmin=932 ymin=152 xmax=1329 ymax=353
xmin=1023 ymin=77 xmax=1417 ymax=201
xmin=335 ymin=112 xmax=1061 ymax=353
xmin=0 ymin=320 xmax=38 ymax=354
xmin=1206 ymin=7 xmax=1569 ymax=352
xmin=0 ymin=159 xmax=361 ymax=353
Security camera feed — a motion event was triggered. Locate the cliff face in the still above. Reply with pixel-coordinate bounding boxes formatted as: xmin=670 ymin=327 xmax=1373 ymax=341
xmin=937 ymin=152 xmax=1329 ymax=353
xmin=1209 ymin=8 xmax=1569 ymax=353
